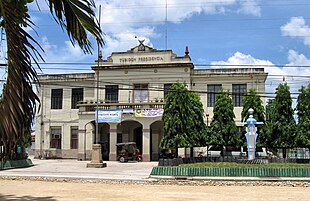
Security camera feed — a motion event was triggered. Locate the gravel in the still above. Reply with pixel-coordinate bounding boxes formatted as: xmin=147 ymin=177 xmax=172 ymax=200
xmin=1 ymin=175 xmax=309 ymax=187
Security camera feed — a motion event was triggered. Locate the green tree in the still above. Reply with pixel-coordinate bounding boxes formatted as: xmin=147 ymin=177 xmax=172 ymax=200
xmin=241 ymin=88 xmax=267 ymax=147
xmin=0 ymin=0 xmax=103 ymax=159
xmin=295 ymin=84 xmax=310 ymax=147
xmin=267 ymin=83 xmax=296 ymax=157
xmin=265 ymin=99 xmax=275 ymax=148
xmin=160 ymin=82 xmax=207 ymax=152
xmin=208 ymin=89 xmax=238 ymax=147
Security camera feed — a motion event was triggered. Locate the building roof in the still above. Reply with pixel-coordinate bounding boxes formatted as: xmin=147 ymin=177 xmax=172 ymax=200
xmin=92 ymin=43 xmax=192 ymax=70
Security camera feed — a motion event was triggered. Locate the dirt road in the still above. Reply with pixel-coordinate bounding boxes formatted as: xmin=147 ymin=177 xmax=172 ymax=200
xmin=0 ymin=179 xmax=309 ymax=201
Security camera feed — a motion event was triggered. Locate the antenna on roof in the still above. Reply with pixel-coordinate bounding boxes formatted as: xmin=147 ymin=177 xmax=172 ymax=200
xmin=165 ymin=0 xmax=168 ymax=49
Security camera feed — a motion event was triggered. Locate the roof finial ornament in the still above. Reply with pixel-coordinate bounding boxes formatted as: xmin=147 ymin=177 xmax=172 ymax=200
xmin=185 ymin=46 xmax=189 ymax=56
xmin=138 ymin=39 xmax=145 ymax=51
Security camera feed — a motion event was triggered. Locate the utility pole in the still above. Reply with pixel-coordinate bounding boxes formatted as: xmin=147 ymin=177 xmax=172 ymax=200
xmin=165 ymin=0 xmax=168 ymax=49
xmin=95 ymin=5 xmax=102 ymax=144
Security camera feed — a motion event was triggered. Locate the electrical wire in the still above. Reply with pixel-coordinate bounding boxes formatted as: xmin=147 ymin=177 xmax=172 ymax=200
xmin=28 ymin=0 xmax=310 ymax=12
xmin=37 ymin=77 xmax=304 ymax=99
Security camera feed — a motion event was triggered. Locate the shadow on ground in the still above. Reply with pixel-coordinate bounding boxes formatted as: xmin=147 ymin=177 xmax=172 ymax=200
xmin=0 ymin=194 xmax=57 ymax=201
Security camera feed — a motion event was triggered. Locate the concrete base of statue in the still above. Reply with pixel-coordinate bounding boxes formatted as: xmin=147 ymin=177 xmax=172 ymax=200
xmin=87 ymin=144 xmax=107 ymax=168
xmin=247 ymin=147 xmax=255 ymax=160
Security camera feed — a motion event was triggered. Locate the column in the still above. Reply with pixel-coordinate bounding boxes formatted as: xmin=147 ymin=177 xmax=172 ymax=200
xmin=77 ymin=129 xmax=86 ymax=161
xmin=109 ymin=124 xmax=117 ymax=161
xmin=151 ymin=132 xmax=159 ymax=161
xmin=143 ymin=128 xmax=150 ymax=162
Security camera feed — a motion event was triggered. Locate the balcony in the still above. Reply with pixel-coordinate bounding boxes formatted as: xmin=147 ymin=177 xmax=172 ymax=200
xmin=78 ymin=101 xmax=165 ymax=112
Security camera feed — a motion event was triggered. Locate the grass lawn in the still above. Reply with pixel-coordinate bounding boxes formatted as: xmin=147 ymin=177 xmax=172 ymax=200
xmin=179 ymin=162 xmax=310 ymax=168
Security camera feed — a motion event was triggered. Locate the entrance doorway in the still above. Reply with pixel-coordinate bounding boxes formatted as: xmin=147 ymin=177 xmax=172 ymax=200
xmin=117 ymin=120 xmax=143 ymax=155
xmin=150 ymin=121 xmax=164 ymax=161
xmin=99 ymin=123 xmax=110 ymax=161
xmin=134 ymin=126 xmax=142 ymax=154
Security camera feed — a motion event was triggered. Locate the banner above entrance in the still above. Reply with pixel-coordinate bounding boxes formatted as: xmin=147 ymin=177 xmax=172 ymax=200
xmin=96 ymin=109 xmax=122 ymax=123
xmin=135 ymin=108 xmax=164 ymax=117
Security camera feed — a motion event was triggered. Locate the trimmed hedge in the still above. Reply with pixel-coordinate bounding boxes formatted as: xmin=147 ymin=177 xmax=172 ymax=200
xmin=0 ymin=159 xmax=33 ymax=170
xmin=151 ymin=166 xmax=310 ymax=177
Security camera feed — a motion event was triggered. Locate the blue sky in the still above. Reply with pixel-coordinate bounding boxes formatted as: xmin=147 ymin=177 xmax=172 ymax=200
xmin=1 ymin=0 xmax=310 ymax=99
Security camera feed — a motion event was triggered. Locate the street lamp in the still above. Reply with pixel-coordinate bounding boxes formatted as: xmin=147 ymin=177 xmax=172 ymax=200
xmin=206 ymin=113 xmax=209 ymax=126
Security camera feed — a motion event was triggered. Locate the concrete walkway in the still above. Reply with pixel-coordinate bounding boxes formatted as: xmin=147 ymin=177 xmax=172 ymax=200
xmin=0 ymin=156 xmax=158 ymax=181
xmin=1 ymin=157 xmax=310 ymax=182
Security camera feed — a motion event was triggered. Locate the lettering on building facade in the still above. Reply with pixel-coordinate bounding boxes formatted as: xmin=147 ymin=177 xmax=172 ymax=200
xmin=119 ymin=56 xmax=164 ymax=64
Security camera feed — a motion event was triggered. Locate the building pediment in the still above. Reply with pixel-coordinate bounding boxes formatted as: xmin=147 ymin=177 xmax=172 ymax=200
xmin=98 ymin=41 xmax=190 ymax=68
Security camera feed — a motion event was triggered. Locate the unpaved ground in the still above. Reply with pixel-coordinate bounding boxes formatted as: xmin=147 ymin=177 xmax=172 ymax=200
xmin=0 ymin=179 xmax=309 ymax=201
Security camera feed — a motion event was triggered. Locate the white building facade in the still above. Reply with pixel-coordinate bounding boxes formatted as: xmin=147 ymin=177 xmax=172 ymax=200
xmin=35 ymin=44 xmax=268 ymax=161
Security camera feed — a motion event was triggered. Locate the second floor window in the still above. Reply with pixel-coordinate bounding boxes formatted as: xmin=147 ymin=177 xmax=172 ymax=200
xmin=164 ymin=84 xmax=173 ymax=99
xmin=134 ymin=84 xmax=148 ymax=103
xmin=51 ymin=89 xmax=63 ymax=109
xmin=232 ymin=84 xmax=247 ymax=107
xmin=207 ymin=84 xmax=222 ymax=107
xmin=105 ymin=85 xmax=119 ymax=103
xmin=71 ymin=88 xmax=84 ymax=109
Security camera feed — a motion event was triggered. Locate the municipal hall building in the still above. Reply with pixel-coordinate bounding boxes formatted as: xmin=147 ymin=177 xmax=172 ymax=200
xmin=35 ymin=42 xmax=268 ymax=161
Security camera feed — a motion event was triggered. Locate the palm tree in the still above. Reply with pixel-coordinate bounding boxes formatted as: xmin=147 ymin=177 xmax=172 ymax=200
xmin=0 ymin=0 xmax=103 ymax=159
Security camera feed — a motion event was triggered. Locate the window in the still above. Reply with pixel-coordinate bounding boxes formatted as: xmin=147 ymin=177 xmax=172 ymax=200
xmin=51 ymin=89 xmax=63 ymax=109
xmin=70 ymin=127 xmax=78 ymax=149
xmin=232 ymin=84 xmax=247 ymax=107
xmin=207 ymin=84 xmax=222 ymax=107
xmin=164 ymin=84 xmax=173 ymax=99
xmin=105 ymin=85 xmax=119 ymax=103
xmin=50 ymin=127 xmax=61 ymax=149
xmin=71 ymin=88 xmax=83 ymax=109
xmin=134 ymin=84 xmax=148 ymax=103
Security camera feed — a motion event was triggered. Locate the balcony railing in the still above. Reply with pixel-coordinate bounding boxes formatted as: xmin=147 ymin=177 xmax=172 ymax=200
xmin=78 ymin=101 xmax=165 ymax=112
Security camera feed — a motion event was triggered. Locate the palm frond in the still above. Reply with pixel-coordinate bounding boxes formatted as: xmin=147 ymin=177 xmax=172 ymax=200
xmin=0 ymin=0 xmax=103 ymax=159
xmin=48 ymin=0 xmax=103 ymax=53
xmin=0 ymin=0 xmax=42 ymax=159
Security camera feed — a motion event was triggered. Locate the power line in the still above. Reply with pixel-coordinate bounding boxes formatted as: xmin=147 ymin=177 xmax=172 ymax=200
xmin=28 ymin=1 xmax=310 ymax=12
xmin=37 ymin=74 xmax=304 ymax=96
xmin=1 ymin=62 xmax=308 ymax=68
xmin=2 ymin=62 xmax=310 ymax=83
xmin=29 ymin=16 xmax=310 ymax=27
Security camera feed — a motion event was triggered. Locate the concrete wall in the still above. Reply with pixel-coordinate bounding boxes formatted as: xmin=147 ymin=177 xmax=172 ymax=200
xmin=34 ymin=47 xmax=267 ymax=161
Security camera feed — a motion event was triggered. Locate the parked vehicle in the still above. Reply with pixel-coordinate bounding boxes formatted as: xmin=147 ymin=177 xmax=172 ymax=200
xmin=116 ymin=142 xmax=142 ymax=162
xmin=159 ymin=149 xmax=176 ymax=159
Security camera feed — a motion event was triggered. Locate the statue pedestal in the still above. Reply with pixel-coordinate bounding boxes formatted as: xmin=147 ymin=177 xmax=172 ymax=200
xmin=87 ymin=144 xmax=107 ymax=168
xmin=243 ymin=108 xmax=264 ymax=161
xmin=248 ymin=147 xmax=255 ymax=160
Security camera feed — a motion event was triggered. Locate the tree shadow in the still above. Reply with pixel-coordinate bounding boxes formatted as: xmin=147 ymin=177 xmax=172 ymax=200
xmin=0 ymin=194 xmax=57 ymax=201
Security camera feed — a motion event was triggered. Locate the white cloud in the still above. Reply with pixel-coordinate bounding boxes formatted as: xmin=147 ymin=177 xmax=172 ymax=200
xmin=210 ymin=51 xmax=310 ymax=103
xmin=102 ymin=32 xmax=153 ymax=57
xmin=211 ymin=51 xmax=273 ymax=66
xmin=283 ymin=50 xmax=310 ymax=92
xmin=28 ymin=1 xmax=261 ymax=63
xmin=95 ymin=0 xmax=261 ymax=57
xmin=211 ymin=52 xmax=280 ymax=97
xmin=38 ymin=37 xmax=93 ymax=74
xmin=237 ymin=0 xmax=261 ymax=17
xmin=41 ymin=37 xmax=91 ymax=62
xmin=281 ymin=17 xmax=310 ymax=46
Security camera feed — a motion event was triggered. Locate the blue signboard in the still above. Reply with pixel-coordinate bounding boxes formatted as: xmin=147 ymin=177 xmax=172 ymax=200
xmin=96 ymin=109 xmax=122 ymax=123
